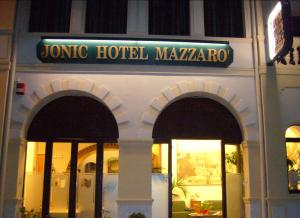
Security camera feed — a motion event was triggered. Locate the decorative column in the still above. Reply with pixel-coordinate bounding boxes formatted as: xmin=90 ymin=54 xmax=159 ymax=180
xmin=117 ymin=140 xmax=153 ymax=218
xmin=242 ymin=140 xmax=262 ymax=218
xmin=3 ymin=137 xmax=27 ymax=218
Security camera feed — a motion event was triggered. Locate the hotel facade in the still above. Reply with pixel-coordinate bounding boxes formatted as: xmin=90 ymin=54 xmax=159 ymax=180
xmin=0 ymin=1 xmax=300 ymax=218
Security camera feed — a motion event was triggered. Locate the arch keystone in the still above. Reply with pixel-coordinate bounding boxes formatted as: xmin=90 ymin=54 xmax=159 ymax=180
xmin=142 ymin=112 xmax=157 ymax=125
xmin=105 ymin=96 xmax=122 ymax=111
xmin=223 ymin=88 xmax=236 ymax=102
xmin=21 ymin=96 xmax=36 ymax=111
xmin=193 ymin=80 xmax=205 ymax=93
xmin=51 ymin=80 xmax=63 ymax=92
xmin=151 ymin=97 xmax=166 ymax=111
xmin=114 ymin=112 xmax=130 ymax=124
xmin=92 ymin=85 xmax=110 ymax=100
xmin=235 ymin=100 xmax=248 ymax=113
xmin=177 ymin=81 xmax=190 ymax=94
xmin=68 ymin=78 xmax=79 ymax=90
xmin=205 ymin=82 xmax=220 ymax=95
xmin=162 ymin=87 xmax=178 ymax=101
xmin=78 ymin=80 xmax=94 ymax=92
xmin=34 ymin=85 xmax=48 ymax=100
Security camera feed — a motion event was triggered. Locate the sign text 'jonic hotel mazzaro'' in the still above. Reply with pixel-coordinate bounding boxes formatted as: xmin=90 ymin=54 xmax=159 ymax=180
xmin=37 ymin=38 xmax=234 ymax=67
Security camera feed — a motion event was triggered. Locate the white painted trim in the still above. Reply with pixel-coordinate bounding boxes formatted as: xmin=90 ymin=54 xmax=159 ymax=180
xmin=10 ymin=77 xmax=130 ymax=140
xmin=190 ymin=0 xmax=204 ymax=37
xmin=15 ymin=65 xmax=256 ymax=77
xmin=69 ymin=0 xmax=86 ymax=34
xmin=141 ymin=79 xmax=257 ymax=141
xmin=127 ymin=0 xmax=137 ymax=34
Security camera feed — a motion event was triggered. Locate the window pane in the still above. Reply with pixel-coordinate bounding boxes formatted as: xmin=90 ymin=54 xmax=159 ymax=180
xmin=285 ymin=125 xmax=300 ymax=138
xmin=152 ymin=143 xmax=168 ymax=174
xmin=29 ymin=0 xmax=71 ymax=32
xmin=85 ymin=0 xmax=128 ymax=33
xmin=286 ymin=142 xmax=300 ymax=192
xmin=225 ymin=144 xmax=243 ymax=218
xmin=77 ymin=143 xmax=96 ymax=217
xmin=23 ymin=142 xmax=46 ymax=215
xmin=103 ymin=143 xmax=119 ymax=218
xmin=204 ymin=0 xmax=244 ymax=37
xmin=149 ymin=0 xmax=190 ymax=35
xmin=225 ymin=145 xmax=241 ymax=174
xmin=152 ymin=143 xmax=168 ymax=218
xmin=50 ymin=142 xmax=71 ymax=217
xmin=172 ymin=140 xmax=223 ymax=217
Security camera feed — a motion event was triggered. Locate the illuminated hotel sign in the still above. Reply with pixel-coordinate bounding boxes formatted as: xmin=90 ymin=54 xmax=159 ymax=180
xmin=37 ymin=38 xmax=233 ymax=67
xmin=268 ymin=0 xmax=292 ymax=63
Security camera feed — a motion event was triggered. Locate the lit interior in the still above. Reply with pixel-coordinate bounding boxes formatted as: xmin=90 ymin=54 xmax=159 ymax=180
xmin=152 ymin=140 xmax=243 ymax=217
xmin=285 ymin=126 xmax=300 ymax=191
xmin=23 ymin=141 xmax=119 ymax=217
xmin=285 ymin=125 xmax=300 ymax=138
xmin=172 ymin=139 xmax=222 ymax=213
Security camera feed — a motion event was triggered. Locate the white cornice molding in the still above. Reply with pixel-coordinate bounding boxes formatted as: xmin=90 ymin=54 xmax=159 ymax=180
xmin=16 ymin=64 xmax=255 ymax=77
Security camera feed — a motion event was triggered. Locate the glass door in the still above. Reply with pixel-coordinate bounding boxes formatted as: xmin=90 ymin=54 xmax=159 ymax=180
xmin=24 ymin=140 xmax=119 ymax=218
xmin=49 ymin=142 xmax=72 ymax=217
xmin=40 ymin=141 xmax=103 ymax=218
xmin=76 ymin=143 xmax=97 ymax=217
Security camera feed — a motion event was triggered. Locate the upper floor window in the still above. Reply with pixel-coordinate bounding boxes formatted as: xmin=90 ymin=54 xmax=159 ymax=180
xmin=148 ymin=0 xmax=190 ymax=35
xmin=29 ymin=0 xmax=72 ymax=32
xmin=285 ymin=125 xmax=300 ymax=193
xmin=204 ymin=0 xmax=244 ymax=37
xmin=85 ymin=0 xmax=128 ymax=34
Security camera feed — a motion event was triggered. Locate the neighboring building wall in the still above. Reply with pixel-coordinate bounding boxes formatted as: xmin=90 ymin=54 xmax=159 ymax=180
xmin=260 ymin=1 xmax=300 ymax=218
xmin=0 ymin=0 xmax=16 ymax=217
xmin=0 ymin=0 xmax=15 ymax=161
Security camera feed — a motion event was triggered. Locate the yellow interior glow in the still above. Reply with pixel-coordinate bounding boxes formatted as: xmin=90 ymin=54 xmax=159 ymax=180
xmin=173 ymin=139 xmax=221 ymax=153
xmin=161 ymin=144 xmax=168 ymax=174
xmin=285 ymin=126 xmax=300 ymax=138
xmin=225 ymin=144 xmax=238 ymax=153
xmin=26 ymin=142 xmax=35 ymax=173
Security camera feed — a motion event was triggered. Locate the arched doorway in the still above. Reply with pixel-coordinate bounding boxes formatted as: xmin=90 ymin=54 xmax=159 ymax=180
xmin=152 ymin=97 xmax=243 ymax=218
xmin=23 ymin=96 xmax=119 ymax=218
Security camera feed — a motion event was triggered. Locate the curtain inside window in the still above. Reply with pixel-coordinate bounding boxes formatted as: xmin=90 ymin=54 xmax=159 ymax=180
xmin=29 ymin=0 xmax=72 ymax=32
xmin=149 ymin=0 xmax=190 ymax=35
xmin=204 ymin=0 xmax=244 ymax=37
xmin=85 ymin=0 xmax=128 ymax=34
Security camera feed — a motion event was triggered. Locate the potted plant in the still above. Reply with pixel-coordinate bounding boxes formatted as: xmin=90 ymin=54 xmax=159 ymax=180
xmin=200 ymin=201 xmax=213 ymax=215
xmin=19 ymin=207 xmax=41 ymax=218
